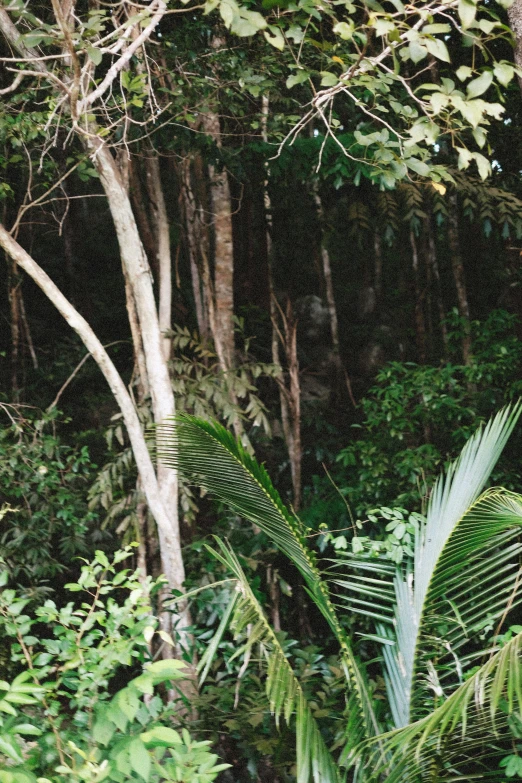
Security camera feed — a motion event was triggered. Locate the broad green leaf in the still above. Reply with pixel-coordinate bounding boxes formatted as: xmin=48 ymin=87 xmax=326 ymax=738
xmin=424 ymin=37 xmax=450 ymax=63
xmin=129 ymin=737 xmax=150 ymax=782
xmin=140 ymin=727 xmax=182 ymax=747
xmin=87 ymin=46 xmax=102 ymax=66
xmin=458 ymin=0 xmax=477 ymax=28
xmin=264 ymin=26 xmax=285 ymax=50
xmin=494 ymin=61 xmax=515 ymax=87
xmin=466 ymin=70 xmax=493 ymax=98
xmin=145 ymin=659 xmax=187 ymax=682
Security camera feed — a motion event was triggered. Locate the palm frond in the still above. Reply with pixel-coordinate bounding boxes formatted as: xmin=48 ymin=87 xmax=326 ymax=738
xmin=357 ymin=629 xmax=522 ymax=782
xmin=389 ymin=403 xmax=522 ymax=726
xmin=204 ymin=539 xmax=341 ymax=783
xmin=158 ymin=415 xmax=380 ymax=747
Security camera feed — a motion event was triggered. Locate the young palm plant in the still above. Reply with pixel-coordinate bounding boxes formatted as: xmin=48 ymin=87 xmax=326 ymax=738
xmin=159 ymin=403 xmax=522 ymax=782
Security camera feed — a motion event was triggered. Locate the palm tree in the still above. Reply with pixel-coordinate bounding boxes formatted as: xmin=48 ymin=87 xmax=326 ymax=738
xmin=159 ymin=403 xmax=522 ymax=782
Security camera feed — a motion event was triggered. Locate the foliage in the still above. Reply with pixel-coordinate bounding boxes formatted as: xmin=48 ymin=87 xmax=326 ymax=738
xmin=0 ymin=407 xmax=99 ymax=590
xmin=334 ymin=310 xmax=522 ymax=514
xmin=161 ymin=405 xmax=522 ymax=781
xmin=0 ymin=547 xmax=229 ymax=783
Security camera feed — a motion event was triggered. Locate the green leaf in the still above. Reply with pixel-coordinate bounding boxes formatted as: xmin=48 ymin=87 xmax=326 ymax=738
xmin=405 ymin=157 xmax=431 ymax=177
xmin=145 ymin=659 xmax=187 ymax=682
xmin=458 ymin=0 xmax=477 ymax=28
xmin=286 ymin=70 xmax=310 ymax=89
xmin=424 ymin=37 xmax=450 ymax=63
xmin=494 ymin=62 xmax=515 ymax=87
xmin=333 ymin=21 xmax=354 ymax=39
xmin=466 ymin=70 xmax=493 ymax=98
xmin=456 ymin=65 xmax=473 ymax=81
xmin=264 ymin=26 xmax=285 ymax=50
xmin=129 ymin=737 xmax=150 ymax=782
xmin=87 ymin=46 xmax=102 ymax=66
xmin=320 ymin=71 xmax=338 ymax=87
xmin=140 ymin=727 xmax=182 ymax=747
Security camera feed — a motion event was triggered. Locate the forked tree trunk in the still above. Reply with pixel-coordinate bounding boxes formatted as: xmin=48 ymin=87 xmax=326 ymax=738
xmin=447 ymin=193 xmax=472 ymax=365
xmin=82 ymin=140 xmax=195 ymax=657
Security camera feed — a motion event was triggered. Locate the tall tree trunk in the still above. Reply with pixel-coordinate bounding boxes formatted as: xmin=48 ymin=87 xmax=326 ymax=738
xmin=374 ymin=231 xmax=383 ymax=302
xmin=313 ymin=185 xmax=356 ymax=406
xmin=83 ymin=139 xmax=194 ymax=655
xmin=145 ymin=155 xmax=172 ymax=362
xmin=8 ymin=259 xmax=21 ymax=400
xmin=447 ymin=193 xmax=472 ymax=365
xmin=509 ymin=0 xmax=522 ymax=92
xmin=129 ymin=160 xmax=158 ymax=279
xmin=409 ymin=229 xmax=427 ymax=364
xmin=202 ymin=108 xmax=235 ymax=371
xmin=180 ymin=156 xmax=208 ymax=340
xmin=424 ymin=214 xmax=448 ymax=355
xmin=261 ymin=96 xmax=302 ymax=507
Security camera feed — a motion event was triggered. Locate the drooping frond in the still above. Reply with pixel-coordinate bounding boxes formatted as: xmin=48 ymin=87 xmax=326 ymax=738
xmin=200 ymin=540 xmax=341 ymax=783
xmin=158 ymin=415 xmax=380 ymax=749
xmin=357 ymin=629 xmax=522 ymax=783
xmin=387 ymin=403 xmax=522 ymax=726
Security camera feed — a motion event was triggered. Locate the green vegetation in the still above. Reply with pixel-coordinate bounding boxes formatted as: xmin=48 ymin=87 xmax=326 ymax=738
xmin=1 ymin=0 xmax=522 ymax=779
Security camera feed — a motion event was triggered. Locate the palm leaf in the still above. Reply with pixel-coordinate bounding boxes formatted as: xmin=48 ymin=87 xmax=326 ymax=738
xmin=357 ymin=629 xmax=522 ymax=782
xmin=387 ymin=403 xmax=522 ymax=726
xmin=158 ymin=415 xmax=380 ymax=749
xmin=203 ymin=539 xmax=341 ymax=783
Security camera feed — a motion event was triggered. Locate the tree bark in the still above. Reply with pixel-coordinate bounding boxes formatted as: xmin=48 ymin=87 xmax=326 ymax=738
xmin=145 ymin=155 xmax=172 ymax=362
xmin=409 ymin=229 xmax=427 ymax=364
xmin=447 ymin=193 xmax=472 ymax=365
xmin=509 ymin=0 xmax=522 ymax=93
xmin=0 ymin=226 xmax=177 ymax=583
xmin=180 ymin=157 xmax=208 ymax=340
xmin=202 ymin=109 xmax=235 ymax=371
xmin=424 ymin=214 xmax=448 ymax=355
xmin=374 ymin=231 xmax=383 ymax=302
xmin=8 ymin=259 xmax=21 ymax=400
xmin=313 ymin=186 xmax=356 ymax=406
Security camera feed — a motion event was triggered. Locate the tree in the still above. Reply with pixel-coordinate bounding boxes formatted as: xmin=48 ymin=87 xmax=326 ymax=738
xmin=158 ymin=403 xmax=522 ymax=781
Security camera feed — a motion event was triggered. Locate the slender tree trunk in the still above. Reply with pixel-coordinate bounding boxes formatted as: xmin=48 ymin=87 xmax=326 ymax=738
xmin=145 ymin=155 xmax=172 ymax=362
xmin=374 ymin=231 xmax=383 ymax=302
xmin=0 ymin=224 xmax=197 ymax=677
xmin=8 ymin=259 xmax=21 ymax=400
xmin=424 ymin=215 xmax=448 ymax=355
xmin=19 ymin=291 xmax=38 ymax=371
xmin=313 ymin=185 xmax=356 ymax=406
xmin=129 ymin=160 xmax=158 ymax=279
xmin=202 ymin=109 xmax=235 ymax=371
xmin=261 ymin=96 xmax=301 ymax=506
xmin=447 ymin=193 xmax=472 ymax=365
xmin=409 ymin=229 xmax=427 ymax=364
xmin=180 ymin=157 xmax=208 ymax=340
xmin=509 ymin=0 xmax=522 ymax=92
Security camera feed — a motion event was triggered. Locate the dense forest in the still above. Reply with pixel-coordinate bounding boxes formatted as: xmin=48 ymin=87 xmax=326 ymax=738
xmin=1 ymin=0 xmax=522 ymax=780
